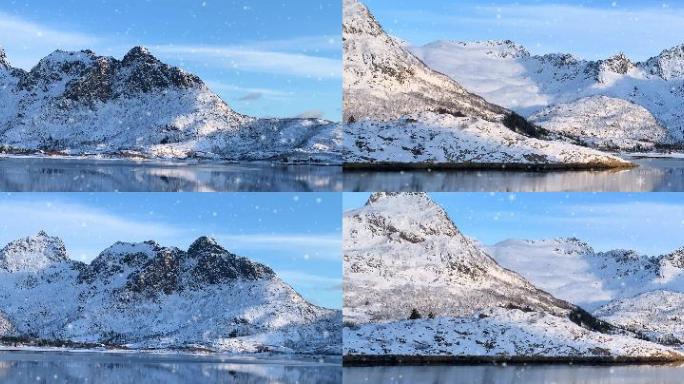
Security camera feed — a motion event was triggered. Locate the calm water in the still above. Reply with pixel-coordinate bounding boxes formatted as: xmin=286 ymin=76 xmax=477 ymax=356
xmin=344 ymin=157 xmax=684 ymax=192
xmin=0 ymin=157 xmax=342 ymax=192
xmin=344 ymin=365 xmax=684 ymax=384
xmin=0 ymin=351 xmax=341 ymax=384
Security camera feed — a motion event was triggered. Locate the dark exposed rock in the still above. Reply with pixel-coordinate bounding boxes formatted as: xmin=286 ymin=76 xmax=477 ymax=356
xmin=126 ymin=247 xmax=184 ymax=297
xmin=188 ymin=236 xmax=275 ymax=285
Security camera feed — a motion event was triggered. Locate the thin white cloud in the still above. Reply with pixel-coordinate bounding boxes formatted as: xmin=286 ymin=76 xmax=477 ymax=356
xmin=153 ymin=44 xmax=341 ymax=79
xmin=240 ymin=35 xmax=341 ymax=53
xmin=0 ymin=200 xmax=183 ymax=262
xmin=215 ymin=233 xmax=341 ymax=261
xmin=0 ymin=11 xmax=101 ymax=69
xmin=384 ymin=3 xmax=684 ymax=60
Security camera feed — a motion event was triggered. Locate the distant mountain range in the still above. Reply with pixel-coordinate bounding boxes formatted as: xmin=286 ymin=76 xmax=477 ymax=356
xmin=489 ymin=238 xmax=684 ymax=346
xmin=342 ymin=0 xmax=630 ymax=169
xmin=343 ymin=193 xmax=683 ymax=363
xmin=413 ymin=40 xmax=684 ymax=150
xmin=0 ymin=47 xmax=341 ymax=163
xmin=0 ymin=232 xmax=341 ymax=354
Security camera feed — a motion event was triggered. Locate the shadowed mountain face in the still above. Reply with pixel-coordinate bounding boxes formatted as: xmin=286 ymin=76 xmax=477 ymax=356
xmin=0 ymin=232 xmax=341 ymax=354
xmin=0 ymin=47 xmax=341 ymax=163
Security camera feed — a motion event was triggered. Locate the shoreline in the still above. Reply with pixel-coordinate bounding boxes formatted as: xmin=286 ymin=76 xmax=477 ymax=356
xmin=343 ymin=354 xmax=684 ymax=367
xmin=343 ymin=161 xmax=636 ymax=172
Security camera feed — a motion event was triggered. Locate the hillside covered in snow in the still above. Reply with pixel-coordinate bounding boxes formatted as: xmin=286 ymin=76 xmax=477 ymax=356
xmin=489 ymin=238 xmax=684 ymax=347
xmin=0 ymin=47 xmax=341 ymax=163
xmin=0 ymin=232 xmax=341 ymax=355
xmin=412 ymin=40 xmax=684 ymax=150
xmin=342 ymin=0 xmax=630 ymax=169
xmin=342 ymin=193 xmax=683 ymax=363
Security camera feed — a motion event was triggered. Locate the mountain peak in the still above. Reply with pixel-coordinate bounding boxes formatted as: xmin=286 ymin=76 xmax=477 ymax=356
xmin=645 ymin=43 xmax=684 ymax=80
xmin=0 ymin=232 xmax=69 ymax=272
xmin=188 ymin=236 xmax=220 ymax=254
xmin=599 ymin=52 xmax=635 ymax=74
xmin=122 ymin=46 xmax=158 ymax=65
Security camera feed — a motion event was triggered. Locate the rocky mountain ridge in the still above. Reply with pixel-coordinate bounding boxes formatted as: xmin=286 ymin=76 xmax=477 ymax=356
xmin=0 ymin=232 xmax=341 ymax=354
xmin=0 ymin=46 xmax=341 ymax=163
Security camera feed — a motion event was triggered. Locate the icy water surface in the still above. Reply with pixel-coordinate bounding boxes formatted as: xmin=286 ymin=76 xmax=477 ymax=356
xmin=0 ymin=157 xmax=342 ymax=192
xmin=344 ymin=157 xmax=684 ymax=192
xmin=344 ymin=364 xmax=684 ymax=384
xmin=0 ymin=351 xmax=341 ymax=384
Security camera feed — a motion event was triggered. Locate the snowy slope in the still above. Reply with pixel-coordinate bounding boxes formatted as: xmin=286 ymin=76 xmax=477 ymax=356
xmin=344 ymin=308 xmax=681 ymax=360
xmin=530 ymin=96 xmax=671 ymax=150
xmin=413 ymin=40 xmax=684 ymax=145
xmin=342 ymin=193 xmax=681 ymax=360
xmin=489 ymin=238 xmax=684 ymax=347
xmin=0 ymin=233 xmax=341 ymax=354
xmin=342 ymin=0 xmax=630 ymax=168
xmin=488 ymin=238 xmax=684 ymax=311
xmin=595 ymin=291 xmax=684 ymax=345
xmin=0 ymin=47 xmax=341 ymax=163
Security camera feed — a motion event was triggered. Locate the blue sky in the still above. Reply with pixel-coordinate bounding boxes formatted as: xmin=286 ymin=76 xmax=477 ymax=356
xmin=364 ymin=0 xmax=684 ymax=61
xmin=0 ymin=193 xmax=342 ymax=309
xmin=0 ymin=0 xmax=341 ymax=120
xmin=345 ymin=193 xmax=684 ymax=256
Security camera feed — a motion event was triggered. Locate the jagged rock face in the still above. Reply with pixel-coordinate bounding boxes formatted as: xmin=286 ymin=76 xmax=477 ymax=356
xmin=594 ymin=53 xmax=636 ymax=79
xmin=0 ymin=233 xmax=341 ymax=354
xmin=343 ymin=0 xmax=509 ymax=124
xmin=0 ymin=231 xmax=70 ymax=272
xmin=644 ymin=44 xmax=684 ymax=80
xmin=188 ymin=236 xmax=275 ymax=285
xmin=344 ymin=192 xmax=576 ymax=325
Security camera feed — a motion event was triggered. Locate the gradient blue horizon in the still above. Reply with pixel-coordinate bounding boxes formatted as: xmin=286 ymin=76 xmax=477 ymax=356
xmin=364 ymin=0 xmax=684 ymax=61
xmin=0 ymin=193 xmax=342 ymax=309
xmin=344 ymin=193 xmax=684 ymax=256
xmin=0 ymin=0 xmax=341 ymax=121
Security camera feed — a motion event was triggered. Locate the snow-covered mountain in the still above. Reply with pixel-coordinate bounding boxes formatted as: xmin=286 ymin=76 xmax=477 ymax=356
xmin=343 ymin=193 xmax=682 ymax=361
xmin=489 ymin=238 xmax=684 ymax=348
xmin=0 ymin=47 xmax=341 ymax=163
xmin=412 ymin=40 xmax=684 ymax=148
xmin=342 ymin=0 xmax=630 ymax=168
xmin=0 ymin=232 xmax=341 ymax=354
xmin=488 ymin=238 xmax=684 ymax=311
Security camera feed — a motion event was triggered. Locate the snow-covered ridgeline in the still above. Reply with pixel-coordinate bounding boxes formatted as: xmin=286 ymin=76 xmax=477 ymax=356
xmin=412 ymin=40 xmax=684 ymax=148
xmin=0 ymin=232 xmax=341 ymax=354
xmin=0 ymin=47 xmax=341 ymax=163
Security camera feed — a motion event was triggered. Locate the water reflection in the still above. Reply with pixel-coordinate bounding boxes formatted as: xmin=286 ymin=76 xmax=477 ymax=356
xmin=0 ymin=351 xmax=341 ymax=384
xmin=0 ymin=157 xmax=342 ymax=192
xmin=344 ymin=364 xmax=684 ymax=384
xmin=344 ymin=158 xmax=684 ymax=192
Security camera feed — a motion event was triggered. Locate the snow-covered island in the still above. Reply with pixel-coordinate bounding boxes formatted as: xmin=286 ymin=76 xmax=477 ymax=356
xmin=343 ymin=193 xmax=684 ymax=365
xmin=342 ymin=0 xmax=632 ymax=170
xmin=0 ymin=232 xmax=341 ymax=355
xmin=0 ymin=46 xmax=341 ymax=164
